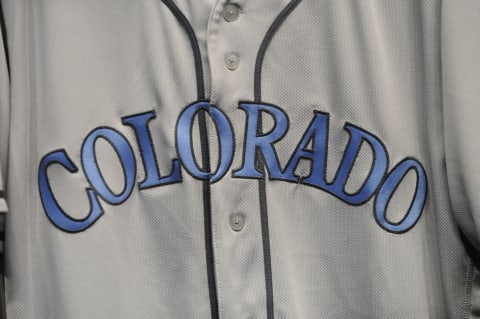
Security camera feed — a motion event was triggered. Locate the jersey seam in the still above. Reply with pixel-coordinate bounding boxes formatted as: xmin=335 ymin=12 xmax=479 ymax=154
xmin=462 ymin=258 xmax=475 ymax=319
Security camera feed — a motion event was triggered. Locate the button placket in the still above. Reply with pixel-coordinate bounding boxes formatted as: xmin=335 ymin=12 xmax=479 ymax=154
xmin=206 ymin=1 xmax=278 ymax=317
xmin=230 ymin=212 xmax=246 ymax=232
xmin=224 ymin=52 xmax=240 ymax=70
xmin=222 ymin=3 xmax=242 ymax=71
xmin=223 ymin=3 xmax=241 ymax=22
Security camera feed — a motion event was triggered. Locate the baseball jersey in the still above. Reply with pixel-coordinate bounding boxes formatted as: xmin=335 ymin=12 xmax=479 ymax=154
xmin=1 ymin=0 xmax=480 ymax=318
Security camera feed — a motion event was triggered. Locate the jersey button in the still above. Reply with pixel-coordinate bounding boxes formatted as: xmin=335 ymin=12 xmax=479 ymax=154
xmin=230 ymin=212 xmax=246 ymax=232
xmin=223 ymin=3 xmax=241 ymax=22
xmin=225 ymin=53 xmax=240 ymax=70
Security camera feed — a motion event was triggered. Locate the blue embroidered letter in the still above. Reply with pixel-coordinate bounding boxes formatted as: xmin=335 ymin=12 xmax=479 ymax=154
xmin=38 ymin=150 xmax=104 ymax=232
xmin=176 ymin=101 xmax=234 ymax=182
xmin=81 ymin=127 xmax=136 ymax=204
xmin=374 ymin=158 xmax=427 ymax=233
xmin=283 ymin=111 xmax=329 ymax=183
xmin=122 ymin=111 xmax=181 ymax=189
xmin=233 ymin=103 xmax=288 ymax=179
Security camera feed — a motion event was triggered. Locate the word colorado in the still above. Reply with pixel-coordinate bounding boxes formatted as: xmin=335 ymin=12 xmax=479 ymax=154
xmin=38 ymin=101 xmax=427 ymax=234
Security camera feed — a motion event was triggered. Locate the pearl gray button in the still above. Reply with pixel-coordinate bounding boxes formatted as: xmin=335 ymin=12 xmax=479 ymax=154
xmin=223 ymin=3 xmax=241 ymax=22
xmin=230 ymin=212 xmax=246 ymax=232
xmin=225 ymin=53 xmax=240 ymax=70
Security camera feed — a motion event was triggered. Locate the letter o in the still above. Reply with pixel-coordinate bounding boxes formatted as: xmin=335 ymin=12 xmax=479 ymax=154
xmin=176 ymin=101 xmax=234 ymax=183
xmin=374 ymin=158 xmax=427 ymax=233
xmin=81 ymin=127 xmax=136 ymax=204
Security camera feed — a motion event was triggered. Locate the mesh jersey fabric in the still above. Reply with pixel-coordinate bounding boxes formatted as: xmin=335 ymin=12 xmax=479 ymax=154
xmin=0 ymin=0 xmax=480 ymax=318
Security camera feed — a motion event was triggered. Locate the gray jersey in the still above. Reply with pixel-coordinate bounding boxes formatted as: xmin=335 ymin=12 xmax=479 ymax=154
xmin=1 ymin=0 xmax=480 ymax=318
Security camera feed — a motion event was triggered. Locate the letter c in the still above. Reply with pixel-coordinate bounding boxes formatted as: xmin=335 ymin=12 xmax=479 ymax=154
xmin=38 ymin=150 xmax=104 ymax=233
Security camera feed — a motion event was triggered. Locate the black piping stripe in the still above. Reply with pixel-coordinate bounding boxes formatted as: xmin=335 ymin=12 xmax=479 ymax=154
xmin=254 ymin=1 xmax=303 ymax=318
xmin=258 ymin=176 xmax=274 ymax=318
xmin=0 ymin=191 xmax=4 ymax=198
xmin=254 ymin=0 xmax=303 ymax=102
xmin=160 ymin=0 xmax=205 ymax=100
xmin=160 ymin=2 xmax=218 ymax=319
xmin=0 ymin=1 xmax=9 ymax=76
xmin=198 ymin=109 xmax=219 ymax=319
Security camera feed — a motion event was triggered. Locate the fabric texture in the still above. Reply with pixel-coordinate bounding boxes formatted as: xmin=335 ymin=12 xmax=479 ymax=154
xmin=0 ymin=0 xmax=479 ymax=318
